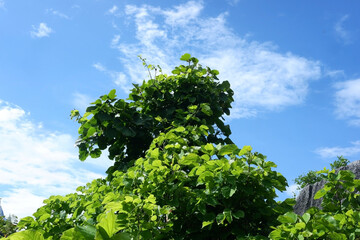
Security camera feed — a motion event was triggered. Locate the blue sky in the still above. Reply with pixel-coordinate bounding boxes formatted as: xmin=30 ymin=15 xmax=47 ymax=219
xmin=1 ymin=0 xmax=360 ymax=218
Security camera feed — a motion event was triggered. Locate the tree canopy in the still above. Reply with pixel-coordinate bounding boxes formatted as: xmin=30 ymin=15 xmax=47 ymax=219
xmin=4 ymin=54 xmax=360 ymax=240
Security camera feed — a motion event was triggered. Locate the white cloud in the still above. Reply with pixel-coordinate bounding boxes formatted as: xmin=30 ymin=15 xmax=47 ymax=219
xmin=162 ymin=1 xmax=203 ymax=26
xmin=285 ymin=184 xmax=300 ymax=198
xmin=315 ymin=141 xmax=360 ymax=159
xmin=73 ymin=92 xmax=93 ymax=112
xmin=334 ymin=78 xmax=360 ymax=125
xmin=0 ymin=0 xmax=5 ymax=9
xmin=0 ymin=101 xmax=112 ymax=218
xmin=30 ymin=23 xmax=53 ymax=38
xmin=46 ymin=8 xmax=70 ymax=19
xmin=111 ymin=1 xmax=322 ymax=118
xmin=111 ymin=35 xmax=121 ymax=47
xmin=92 ymin=63 xmax=131 ymax=92
xmin=334 ymin=14 xmax=352 ymax=44
xmin=108 ymin=5 xmax=119 ymax=15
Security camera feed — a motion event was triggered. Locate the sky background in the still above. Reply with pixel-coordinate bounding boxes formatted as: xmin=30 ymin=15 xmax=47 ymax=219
xmin=1 ymin=0 xmax=360 ymax=219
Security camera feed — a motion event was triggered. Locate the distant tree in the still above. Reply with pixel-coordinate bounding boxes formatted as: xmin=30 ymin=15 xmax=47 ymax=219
xmin=294 ymin=156 xmax=350 ymax=189
xmin=0 ymin=215 xmax=17 ymax=237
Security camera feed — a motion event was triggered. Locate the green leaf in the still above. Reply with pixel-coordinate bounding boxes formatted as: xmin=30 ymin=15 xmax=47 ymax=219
xmin=218 ymin=144 xmax=238 ymax=156
xmin=174 ymin=126 xmax=185 ymax=132
xmin=108 ymin=89 xmax=116 ymax=99
xmin=232 ymin=210 xmax=244 ymax=219
xmin=179 ymin=153 xmax=199 ymax=165
xmin=87 ymin=127 xmax=97 ymax=137
xmin=202 ymin=221 xmax=213 ymax=228
xmin=111 ymin=233 xmax=133 ymax=240
xmin=96 ymin=210 xmax=119 ymax=239
xmin=277 ymin=212 xmax=297 ymax=224
xmin=180 ymin=53 xmax=191 ymax=61
xmin=201 ymin=104 xmax=213 ymax=116
xmin=7 ymin=230 xmax=44 ymax=240
xmin=239 ymin=145 xmax=252 ymax=155
xmin=216 ymin=213 xmax=225 ymax=224
xmin=314 ymin=188 xmax=327 ymax=199
xmin=302 ymin=213 xmax=311 ymax=224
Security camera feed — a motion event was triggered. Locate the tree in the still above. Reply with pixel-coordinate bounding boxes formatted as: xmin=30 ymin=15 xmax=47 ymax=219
xmin=6 ymin=54 xmax=294 ymax=239
xmin=294 ymin=156 xmax=350 ymax=189
xmin=0 ymin=215 xmax=17 ymax=238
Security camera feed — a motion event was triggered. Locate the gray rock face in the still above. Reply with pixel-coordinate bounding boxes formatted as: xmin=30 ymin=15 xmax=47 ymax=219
xmin=293 ymin=160 xmax=360 ymax=216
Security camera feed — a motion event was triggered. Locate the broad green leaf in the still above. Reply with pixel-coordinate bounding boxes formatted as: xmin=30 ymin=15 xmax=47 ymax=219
xmin=302 ymin=213 xmax=311 ymax=224
xmin=150 ymin=148 xmax=160 ymax=159
xmin=96 ymin=210 xmax=119 ymax=239
xmin=218 ymin=144 xmax=238 ymax=156
xmin=277 ymin=212 xmax=297 ymax=224
xmin=201 ymin=104 xmax=213 ymax=116
xmin=111 ymin=232 xmax=132 ymax=240
xmin=7 ymin=230 xmax=44 ymax=240
xmin=216 ymin=213 xmax=225 ymax=224
xmin=239 ymin=145 xmax=252 ymax=155
xmin=202 ymin=221 xmax=213 ymax=228
xmin=295 ymin=222 xmax=306 ymax=230
xmin=314 ymin=188 xmax=327 ymax=199
xmin=179 ymin=153 xmax=199 ymax=165
xmin=152 ymin=160 xmax=162 ymax=167
xmin=174 ymin=126 xmax=185 ymax=132
xmin=233 ymin=210 xmax=244 ymax=219
xmin=87 ymin=127 xmax=96 ymax=137
xmin=180 ymin=53 xmax=191 ymax=61
xmin=108 ymin=89 xmax=116 ymax=100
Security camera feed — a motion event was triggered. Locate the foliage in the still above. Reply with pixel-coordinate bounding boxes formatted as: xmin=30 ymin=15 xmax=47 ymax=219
xmin=70 ymin=53 xmax=234 ymax=176
xmin=270 ymin=168 xmax=360 ymax=239
xmin=0 ymin=215 xmax=18 ymax=238
xmin=294 ymin=156 xmax=349 ymax=189
xmin=3 ymin=54 xmax=295 ymax=239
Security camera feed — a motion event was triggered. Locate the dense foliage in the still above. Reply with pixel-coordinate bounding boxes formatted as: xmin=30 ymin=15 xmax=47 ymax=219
xmin=1 ymin=54 xmax=295 ymax=239
xmin=5 ymin=54 xmax=360 ymax=239
xmin=294 ymin=156 xmax=349 ymax=189
xmin=270 ymin=168 xmax=360 ymax=239
xmin=0 ymin=215 xmax=17 ymax=237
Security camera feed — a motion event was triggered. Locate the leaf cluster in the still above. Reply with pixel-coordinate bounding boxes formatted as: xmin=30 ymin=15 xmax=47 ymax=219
xmin=70 ymin=54 xmax=234 ymax=177
xmin=294 ymin=156 xmax=349 ymax=189
xmin=270 ymin=168 xmax=360 ymax=239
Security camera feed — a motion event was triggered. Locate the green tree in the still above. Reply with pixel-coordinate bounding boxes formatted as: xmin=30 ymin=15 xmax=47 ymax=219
xmin=294 ymin=156 xmax=350 ymax=189
xmin=270 ymin=168 xmax=360 ymax=239
xmin=5 ymin=54 xmax=294 ymax=239
xmin=0 ymin=215 xmax=17 ymax=238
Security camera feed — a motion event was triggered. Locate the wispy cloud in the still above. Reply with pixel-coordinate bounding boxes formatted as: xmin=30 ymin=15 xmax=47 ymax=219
xmin=46 ymin=8 xmax=70 ymax=19
xmin=0 ymin=0 xmax=5 ymax=9
xmin=226 ymin=0 xmax=240 ymax=6
xmin=107 ymin=5 xmax=119 ymax=15
xmin=73 ymin=92 xmax=93 ymax=112
xmin=334 ymin=14 xmax=352 ymax=45
xmin=0 ymin=101 xmax=111 ymax=218
xmin=334 ymin=78 xmax=360 ymax=126
xmin=110 ymin=1 xmax=322 ymax=118
xmin=92 ymin=63 xmax=130 ymax=92
xmin=111 ymin=35 xmax=121 ymax=47
xmin=315 ymin=141 xmax=360 ymax=159
xmin=30 ymin=23 xmax=53 ymax=38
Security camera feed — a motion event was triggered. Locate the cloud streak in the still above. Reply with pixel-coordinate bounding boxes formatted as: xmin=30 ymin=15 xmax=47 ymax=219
xmin=334 ymin=14 xmax=352 ymax=45
xmin=31 ymin=23 xmax=53 ymax=38
xmin=334 ymin=78 xmax=360 ymax=126
xmin=315 ymin=141 xmax=360 ymax=159
xmin=0 ymin=101 xmax=111 ymax=218
xmin=110 ymin=1 xmax=322 ymax=118
xmin=46 ymin=8 xmax=70 ymax=19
